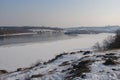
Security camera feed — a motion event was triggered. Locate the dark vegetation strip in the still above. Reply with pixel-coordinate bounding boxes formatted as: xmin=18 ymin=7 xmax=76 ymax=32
xmin=93 ymin=29 xmax=120 ymax=50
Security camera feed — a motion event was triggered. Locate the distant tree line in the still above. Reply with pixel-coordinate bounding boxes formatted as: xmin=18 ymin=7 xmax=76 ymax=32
xmin=0 ymin=27 xmax=31 ymax=35
xmin=0 ymin=26 xmax=63 ymax=35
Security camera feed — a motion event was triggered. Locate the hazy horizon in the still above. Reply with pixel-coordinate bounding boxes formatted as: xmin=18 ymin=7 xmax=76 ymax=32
xmin=0 ymin=25 xmax=120 ymax=28
xmin=0 ymin=0 xmax=120 ymax=27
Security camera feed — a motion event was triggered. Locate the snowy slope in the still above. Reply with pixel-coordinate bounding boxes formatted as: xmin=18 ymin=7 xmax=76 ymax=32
xmin=0 ymin=50 xmax=120 ymax=80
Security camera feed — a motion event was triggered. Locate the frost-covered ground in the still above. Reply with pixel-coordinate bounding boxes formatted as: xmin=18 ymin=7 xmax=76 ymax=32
xmin=0 ymin=49 xmax=120 ymax=80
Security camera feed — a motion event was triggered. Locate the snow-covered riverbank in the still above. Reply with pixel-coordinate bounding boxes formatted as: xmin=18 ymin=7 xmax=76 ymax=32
xmin=0 ymin=32 xmax=36 ymax=37
xmin=0 ymin=49 xmax=120 ymax=80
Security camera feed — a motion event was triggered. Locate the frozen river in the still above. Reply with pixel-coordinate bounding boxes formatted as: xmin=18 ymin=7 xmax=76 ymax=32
xmin=0 ymin=33 xmax=114 ymax=71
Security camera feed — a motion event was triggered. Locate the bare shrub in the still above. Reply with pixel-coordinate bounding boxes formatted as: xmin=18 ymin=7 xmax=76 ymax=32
xmin=93 ymin=30 xmax=120 ymax=50
xmin=93 ymin=42 xmax=102 ymax=51
xmin=106 ymin=30 xmax=120 ymax=50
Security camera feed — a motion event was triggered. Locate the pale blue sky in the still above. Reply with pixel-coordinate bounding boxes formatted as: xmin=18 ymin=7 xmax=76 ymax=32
xmin=0 ymin=0 xmax=120 ymax=27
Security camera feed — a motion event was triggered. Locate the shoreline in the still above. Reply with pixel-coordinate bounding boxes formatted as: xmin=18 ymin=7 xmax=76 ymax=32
xmin=0 ymin=32 xmax=36 ymax=37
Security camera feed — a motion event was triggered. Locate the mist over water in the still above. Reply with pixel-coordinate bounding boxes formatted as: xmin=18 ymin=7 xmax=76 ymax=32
xmin=0 ymin=33 xmax=114 ymax=71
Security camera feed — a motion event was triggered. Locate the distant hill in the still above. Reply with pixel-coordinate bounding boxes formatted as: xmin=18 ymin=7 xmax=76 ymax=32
xmin=64 ymin=26 xmax=120 ymax=34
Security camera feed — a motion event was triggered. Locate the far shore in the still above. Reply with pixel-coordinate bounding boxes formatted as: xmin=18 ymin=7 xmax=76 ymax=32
xmin=0 ymin=32 xmax=36 ymax=37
